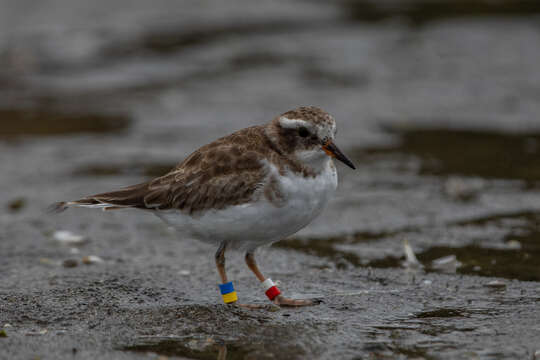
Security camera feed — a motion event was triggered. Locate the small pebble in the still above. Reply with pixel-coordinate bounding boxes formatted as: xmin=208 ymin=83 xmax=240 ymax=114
xmin=432 ymin=255 xmax=461 ymax=272
xmin=402 ymin=239 xmax=423 ymax=269
xmin=82 ymin=255 xmax=104 ymax=265
xmin=506 ymin=240 xmax=521 ymax=250
xmin=3 ymin=324 xmax=12 ymax=328
xmin=69 ymin=248 xmax=80 ymax=255
xmin=7 ymin=197 xmax=26 ymax=212
xmin=484 ymin=280 xmax=506 ymax=289
xmin=178 ymin=270 xmax=191 ymax=276
xmin=26 ymin=329 xmax=48 ymax=336
xmin=39 ymin=258 xmax=57 ymax=266
xmin=444 ymin=177 xmax=484 ymax=201
xmin=53 ymin=230 xmax=88 ymax=246
xmin=62 ymin=259 xmax=78 ymax=268
xmin=432 ymin=255 xmax=457 ymax=266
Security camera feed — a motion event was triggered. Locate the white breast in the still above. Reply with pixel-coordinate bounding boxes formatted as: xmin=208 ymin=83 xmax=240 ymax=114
xmin=155 ymin=158 xmax=338 ymax=251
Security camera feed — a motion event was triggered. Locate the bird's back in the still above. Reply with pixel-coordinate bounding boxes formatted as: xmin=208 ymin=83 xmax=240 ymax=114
xmin=55 ymin=125 xmax=279 ymax=213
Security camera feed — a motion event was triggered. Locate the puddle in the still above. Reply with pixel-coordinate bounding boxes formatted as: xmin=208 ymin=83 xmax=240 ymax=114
xmin=362 ymin=343 xmax=433 ymax=359
xmin=279 ymin=239 xmax=540 ymax=281
xmin=444 ymin=211 xmax=540 ymax=281
xmin=107 ymin=21 xmax=310 ymax=57
xmin=117 ymin=304 xmax=314 ymax=360
xmin=0 ymin=108 xmax=131 ymax=139
xmin=412 ymin=307 xmax=498 ymax=319
xmin=415 ymin=308 xmax=467 ymax=318
xmin=122 ymin=333 xmax=308 ymax=360
xmin=418 ymin=245 xmax=539 ymax=281
xmin=275 ymin=233 xmax=402 ymax=270
xmin=368 ymin=128 xmax=540 ymax=183
xmin=279 ymin=211 xmax=540 ymax=281
xmin=122 ymin=338 xmax=240 ymax=360
xmin=343 ymin=0 xmax=540 ymax=24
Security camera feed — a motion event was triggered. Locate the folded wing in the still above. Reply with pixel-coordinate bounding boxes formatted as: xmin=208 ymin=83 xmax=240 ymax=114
xmin=53 ymin=126 xmax=271 ymax=214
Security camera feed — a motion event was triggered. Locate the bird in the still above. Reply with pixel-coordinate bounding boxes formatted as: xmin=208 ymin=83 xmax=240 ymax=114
xmin=52 ymin=106 xmax=356 ymax=307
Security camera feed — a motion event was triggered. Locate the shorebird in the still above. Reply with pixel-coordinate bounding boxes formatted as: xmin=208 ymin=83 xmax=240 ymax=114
xmin=53 ymin=106 xmax=356 ymax=306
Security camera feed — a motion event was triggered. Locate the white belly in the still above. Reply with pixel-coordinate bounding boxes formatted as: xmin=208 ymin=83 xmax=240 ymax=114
xmin=155 ymin=159 xmax=338 ymax=251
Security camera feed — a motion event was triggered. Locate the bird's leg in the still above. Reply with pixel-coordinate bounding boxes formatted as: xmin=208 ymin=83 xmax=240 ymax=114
xmin=215 ymin=242 xmax=238 ymax=304
xmin=245 ymin=252 xmax=316 ymax=307
xmin=244 ymin=252 xmax=265 ymax=282
xmin=214 ymin=245 xmax=267 ymax=309
xmin=215 ymin=242 xmax=229 ymax=284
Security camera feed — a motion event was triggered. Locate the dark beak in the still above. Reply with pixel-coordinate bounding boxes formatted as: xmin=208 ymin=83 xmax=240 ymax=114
xmin=322 ymin=141 xmax=356 ymax=170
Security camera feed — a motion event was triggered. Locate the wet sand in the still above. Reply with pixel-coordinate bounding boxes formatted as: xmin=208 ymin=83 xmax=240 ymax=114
xmin=1 ymin=1 xmax=540 ymax=359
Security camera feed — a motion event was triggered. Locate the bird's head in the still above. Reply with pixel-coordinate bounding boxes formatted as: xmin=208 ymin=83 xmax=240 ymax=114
xmin=267 ymin=106 xmax=356 ymax=171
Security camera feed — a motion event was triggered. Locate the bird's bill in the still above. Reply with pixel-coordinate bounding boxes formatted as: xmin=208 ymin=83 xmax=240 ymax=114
xmin=322 ymin=141 xmax=356 ymax=169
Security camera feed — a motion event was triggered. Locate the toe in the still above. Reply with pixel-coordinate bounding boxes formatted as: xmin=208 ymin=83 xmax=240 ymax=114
xmin=272 ymin=295 xmax=320 ymax=307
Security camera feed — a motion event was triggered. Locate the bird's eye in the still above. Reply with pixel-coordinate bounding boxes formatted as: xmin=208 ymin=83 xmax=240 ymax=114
xmin=298 ymin=127 xmax=309 ymax=137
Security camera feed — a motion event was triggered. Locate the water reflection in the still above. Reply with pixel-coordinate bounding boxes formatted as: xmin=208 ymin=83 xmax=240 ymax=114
xmin=0 ymin=108 xmax=130 ymax=139
xmin=344 ymin=0 xmax=540 ymax=24
xmin=122 ymin=333 xmax=308 ymax=360
xmin=277 ymin=210 xmax=540 ymax=281
xmin=123 ymin=337 xmax=233 ymax=360
xmin=366 ymin=128 xmax=540 ymax=183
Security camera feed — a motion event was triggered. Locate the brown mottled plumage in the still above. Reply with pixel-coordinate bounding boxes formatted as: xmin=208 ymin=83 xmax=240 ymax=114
xmin=55 ymin=106 xmax=335 ymax=214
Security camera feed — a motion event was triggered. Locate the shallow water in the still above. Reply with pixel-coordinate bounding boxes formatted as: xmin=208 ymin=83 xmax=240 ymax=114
xmin=1 ymin=1 xmax=540 ymax=359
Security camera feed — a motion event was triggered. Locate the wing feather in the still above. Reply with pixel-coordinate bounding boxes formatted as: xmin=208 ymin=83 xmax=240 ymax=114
xmin=58 ymin=126 xmax=273 ymax=213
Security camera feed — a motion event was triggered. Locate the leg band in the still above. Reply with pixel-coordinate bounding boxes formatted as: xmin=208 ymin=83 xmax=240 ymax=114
xmin=219 ymin=281 xmax=238 ymax=304
xmin=261 ymin=278 xmax=281 ymax=301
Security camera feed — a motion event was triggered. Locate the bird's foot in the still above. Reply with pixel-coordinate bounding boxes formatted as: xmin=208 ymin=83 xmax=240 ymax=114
xmin=223 ymin=297 xmax=321 ymax=309
xmin=272 ymin=295 xmax=321 ymax=307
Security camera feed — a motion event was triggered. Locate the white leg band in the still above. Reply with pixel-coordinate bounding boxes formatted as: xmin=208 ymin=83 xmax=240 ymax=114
xmin=261 ymin=278 xmax=275 ymax=291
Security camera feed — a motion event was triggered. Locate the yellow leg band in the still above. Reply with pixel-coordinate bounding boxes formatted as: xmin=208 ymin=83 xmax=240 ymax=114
xmin=221 ymin=291 xmax=238 ymax=304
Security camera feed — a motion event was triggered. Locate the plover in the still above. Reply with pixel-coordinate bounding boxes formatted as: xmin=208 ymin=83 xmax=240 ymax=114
xmin=53 ymin=106 xmax=356 ymax=307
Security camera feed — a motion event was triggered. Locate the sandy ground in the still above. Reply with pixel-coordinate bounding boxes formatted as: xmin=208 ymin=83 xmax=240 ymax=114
xmin=1 ymin=1 xmax=540 ymax=359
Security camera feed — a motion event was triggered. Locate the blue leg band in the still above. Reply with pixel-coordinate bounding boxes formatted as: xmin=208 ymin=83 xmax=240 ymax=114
xmin=219 ymin=281 xmax=235 ymax=295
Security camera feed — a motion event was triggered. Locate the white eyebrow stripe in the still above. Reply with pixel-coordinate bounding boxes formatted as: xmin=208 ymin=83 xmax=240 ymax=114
xmin=278 ymin=117 xmax=310 ymax=129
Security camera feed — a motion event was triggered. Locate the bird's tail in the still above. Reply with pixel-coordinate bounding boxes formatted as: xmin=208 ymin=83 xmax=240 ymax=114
xmin=48 ymin=201 xmax=71 ymax=213
xmin=49 ymin=182 xmax=153 ymax=213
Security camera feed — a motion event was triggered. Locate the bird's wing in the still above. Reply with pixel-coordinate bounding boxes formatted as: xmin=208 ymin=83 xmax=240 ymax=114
xmin=61 ymin=126 xmax=274 ymax=213
xmin=143 ymin=147 xmax=267 ymax=213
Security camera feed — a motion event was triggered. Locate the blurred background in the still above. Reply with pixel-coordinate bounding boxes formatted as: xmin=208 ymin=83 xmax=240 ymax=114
xmin=1 ymin=1 xmax=540 ymax=359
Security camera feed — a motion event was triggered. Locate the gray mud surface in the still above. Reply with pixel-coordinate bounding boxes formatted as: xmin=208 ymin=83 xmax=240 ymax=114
xmin=1 ymin=1 xmax=540 ymax=359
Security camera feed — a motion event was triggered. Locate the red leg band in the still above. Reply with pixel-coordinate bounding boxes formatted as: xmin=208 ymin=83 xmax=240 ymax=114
xmin=265 ymin=285 xmax=281 ymax=300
